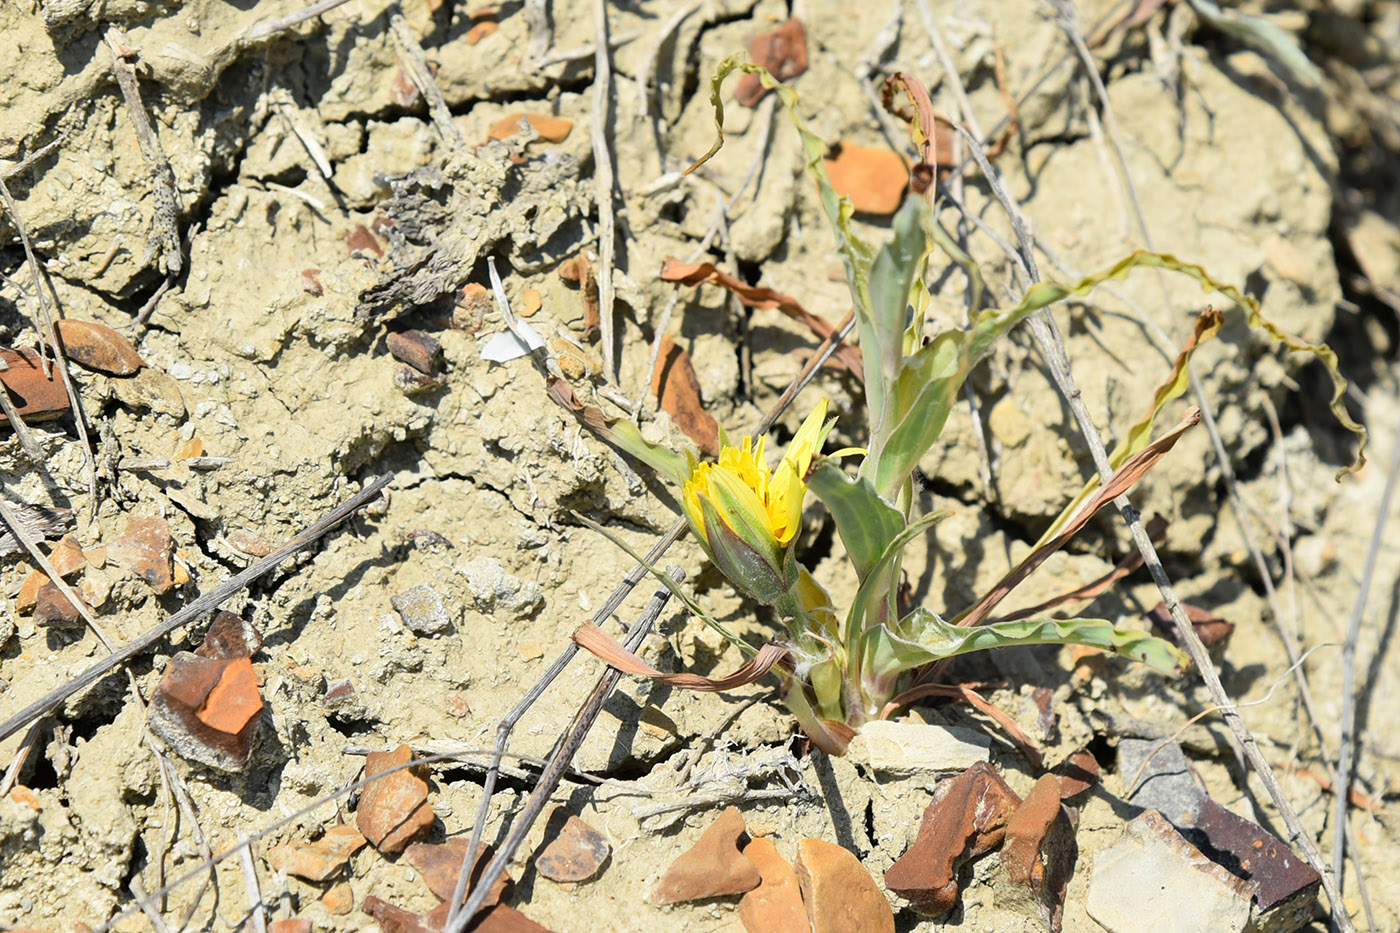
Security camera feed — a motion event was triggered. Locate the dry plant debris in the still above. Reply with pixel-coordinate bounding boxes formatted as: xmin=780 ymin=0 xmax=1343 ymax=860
xmin=0 ymin=0 xmax=1396 ymax=930
xmin=650 ymin=335 xmax=720 ymax=455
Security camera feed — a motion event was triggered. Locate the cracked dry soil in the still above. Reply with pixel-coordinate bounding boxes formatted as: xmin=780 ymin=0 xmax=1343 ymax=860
xmin=1 ymin=0 xmax=1399 ymax=931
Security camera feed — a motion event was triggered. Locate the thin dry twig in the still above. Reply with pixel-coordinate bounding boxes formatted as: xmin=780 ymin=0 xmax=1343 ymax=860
xmin=388 ymin=11 xmax=464 ymax=147
xmin=0 ymin=175 xmax=102 ymax=518
xmin=105 ymin=27 xmax=183 ymax=276
xmin=646 ymin=96 xmax=777 ymax=393
xmin=0 ymin=493 xmax=118 ymax=651
xmin=236 ymin=831 xmax=267 ymax=933
xmin=240 ymin=0 xmax=353 ymax=44
xmin=637 ymin=0 xmax=707 ymax=119
xmin=445 ymin=574 xmax=683 ymax=932
xmin=591 ymin=0 xmax=618 ymax=384
xmin=450 ymin=304 xmax=860 ymax=930
xmin=0 ymin=137 xmax=64 ymax=180
xmin=0 ymin=719 xmax=46 ymax=797
xmin=955 ymin=5 xmax=1356 ymax=925
xmin=92 ymin=749 xmax=481 ymax=933
xmin=1334 ymin=416 xmax=1400 ymax=891
xmin=0 ymin=473 xmax=394 ymax=745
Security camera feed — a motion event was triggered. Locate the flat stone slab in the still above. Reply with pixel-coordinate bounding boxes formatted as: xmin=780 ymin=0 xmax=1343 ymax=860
xmin=1088 ymin=810 xmax=1253 ymax=933
xmin=846 ymin=721 xmax=990 ymax=775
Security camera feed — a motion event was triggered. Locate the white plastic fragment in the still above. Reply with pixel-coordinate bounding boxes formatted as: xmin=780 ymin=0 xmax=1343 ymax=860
xmin=479 ymin=256 xmax=547 ymax=362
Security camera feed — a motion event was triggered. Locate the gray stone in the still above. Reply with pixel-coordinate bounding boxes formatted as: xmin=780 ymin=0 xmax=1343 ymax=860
xmin=390 ymin=584 xmax=454 ymax=635
xmin=458 ymin=557 xmax=543 ymax=617
xmin=1087 ymin=810 xmax=1254 ymax=933
xmin=1118 ymin=737 xmax=1206 ymax=822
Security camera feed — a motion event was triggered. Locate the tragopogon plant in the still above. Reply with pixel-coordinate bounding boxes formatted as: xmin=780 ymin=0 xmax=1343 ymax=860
xmin=575 ymin=63 xmax=1366 ymax=754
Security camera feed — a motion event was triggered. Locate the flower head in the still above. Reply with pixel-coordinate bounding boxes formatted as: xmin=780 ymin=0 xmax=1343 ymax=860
xmin=681 ymin=402 xmax=834 ymax=603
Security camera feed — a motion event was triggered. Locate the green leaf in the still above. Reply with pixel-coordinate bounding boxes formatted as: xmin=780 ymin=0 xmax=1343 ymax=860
xmin=1186 ymin=0 xmax=1320 ymax=86
xmin=846 ymin=509 xmax=953 ymax=636
xmin=872 ymin=248 xmax=1367 ymax=498
xmin=862 ymin=609 xmax=1190 ymax=680
xmin=688 ymin=57 xmax=880 ymax=415
xmin=866 ymin=195 xmax=928 ymax=437
xmin=806 ymin=460 xmax=904 ymax=581
xmin=843 ymin=508 xmax=952 ymax=687
xmin=592 ymin=417 xmax=691 ymax=488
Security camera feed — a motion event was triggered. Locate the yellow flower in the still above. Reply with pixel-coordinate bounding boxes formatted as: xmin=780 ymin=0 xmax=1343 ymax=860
xmin=681 ymin=402 xmax=835 ymax=603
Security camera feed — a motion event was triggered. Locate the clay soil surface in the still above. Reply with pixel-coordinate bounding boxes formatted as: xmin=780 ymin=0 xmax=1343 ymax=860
xmin=1 ymin=0 xmax=1399 ymax=931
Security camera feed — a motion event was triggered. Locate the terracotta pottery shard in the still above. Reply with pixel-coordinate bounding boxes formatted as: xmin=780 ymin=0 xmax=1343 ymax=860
xmin=47 ymin=534 xmax=88 ymax=577
xmin=823 ymin=143 xmax=909 ymax=215
xmin=454 ymin=282 xmax=492 ymax=333
xmin=33 ymin=581 xmax=83 ymax=629
xmin=466 ymin=19 xmax=498 ymax=44
xmin=650 ymin=806 xmax=760 ymax=905
xmin=387 ymin=330 xmax=441 ymax=375
xmin=738 ymin=837 xmax=808 ymax=933
xmin=534 ymin=807 xmax=610 ymax=883
xmin=1000 ymin=773 xmax=1077 ymax=932
xmin=357 ymin=744 xmax=435 ymax=854
xmin=55 ymin=319 xmax=145 ymax=375
xmin=107 ymin=515 xmax=176 ymax=594
xmin=361 ymin=896 xmax=437 ymax=933
xmin=16 ymin=571 xmax=46 ymax=612
xmin=0 ymin=348 xmax=71 ymax=424
xmin=196 ymin=610 xmax=263 ymax=660
xmin=650 ymin=336 xmax=719 ymax=456
xmin=487 ymin=112 xmax=574 ymax=144
xmin=148 ymin=652 xmax=264 ymax=771
xmin=736 ymin=18 xmax=808 ymax=106
xmin=403 ymin=838 xmax=511 ymax=908
xmin=346 ymin=224 xmax=384 ymax=258
xmin=269 ymin=919 xmax=312 ymax=933
xmin=884 ymin=761 xmax=1022 ymax=916
xmin=1052 ymin=747 xmax=1101 ymax=802
xmin=268 ymin=823 xmax=367 ymax=882
xmin=795 ymin=837 xmax=894 ymax=933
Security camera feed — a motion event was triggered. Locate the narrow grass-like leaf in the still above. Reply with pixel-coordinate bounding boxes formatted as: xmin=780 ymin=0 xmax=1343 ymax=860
xmin=1034 ymin=307 xmax=1222 ymax=547
xmin=548 ymin=377 xmax=690 ymax=486
xmin=1186 ymin=0 xmax=1321 ymax=86
xmin=573 ymin=623 xmax=787 ymax=691
xmin=866 ymin=195 xmax=927 ymax=436
xmin=874 ymin=249 xmax=1366 ymax=496
xmin=688 ymin=57 xmax=881 ymax=417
